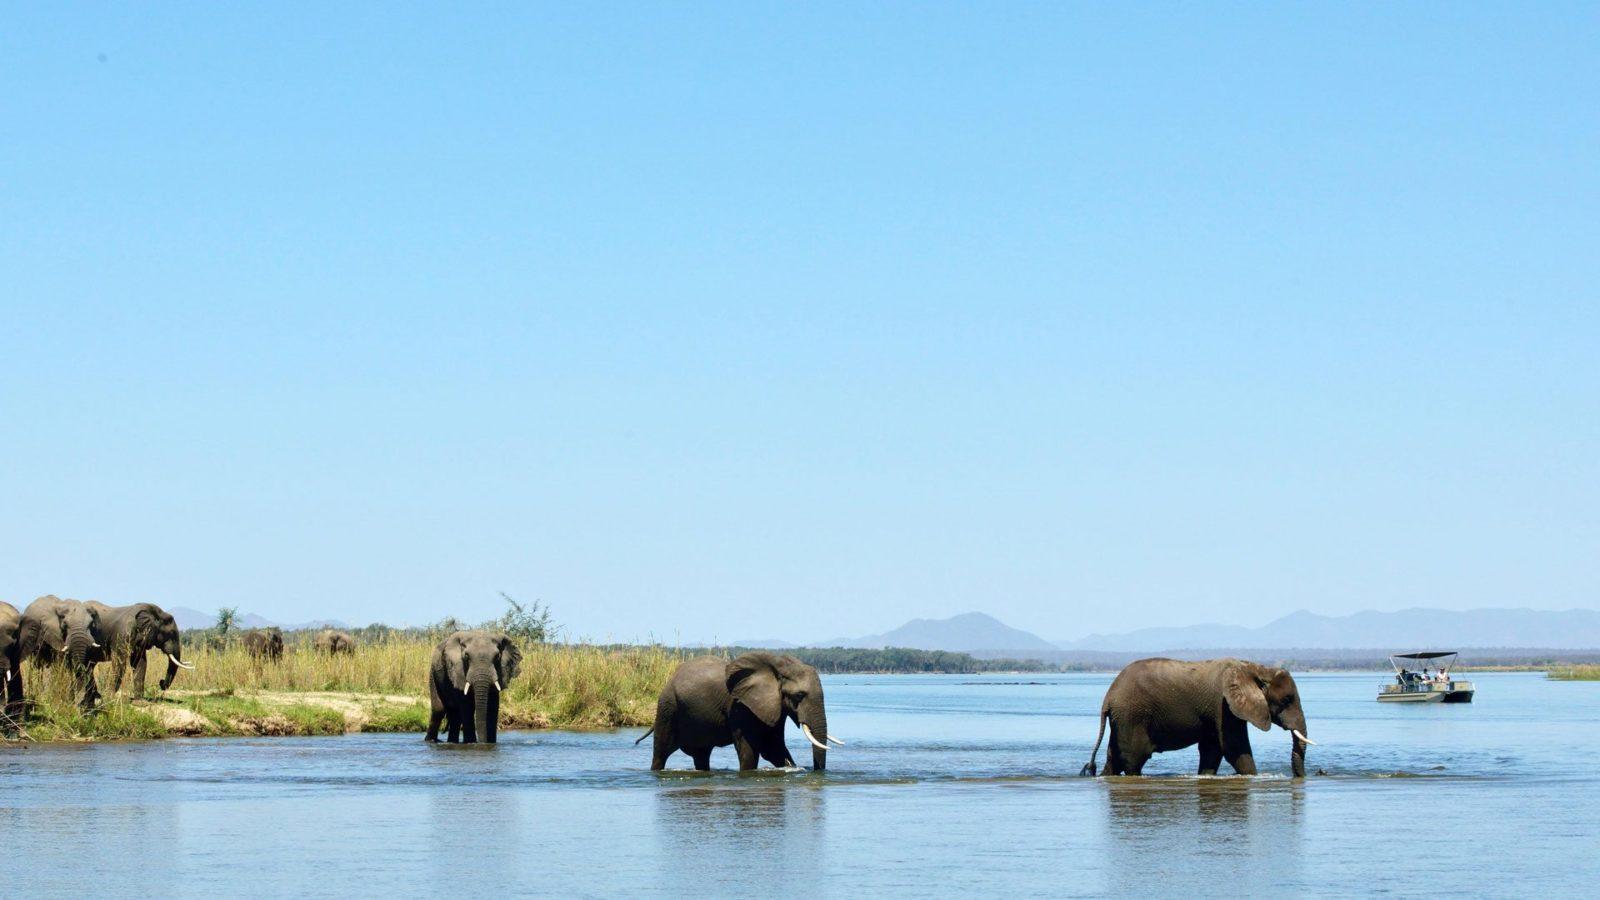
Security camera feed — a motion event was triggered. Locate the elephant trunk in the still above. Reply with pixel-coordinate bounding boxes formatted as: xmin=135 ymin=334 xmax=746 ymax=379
xmin=1283 ymin=708 xmax=1308 ymax=778
xmin=471 ymin=673 xmax=494 ymax=743
xmin=799 ymin=698 xmax=828 ymax=771
xmin=161 ymin=639 xmax=183 ymax=690
xmin=66 ymin=630 xmax=94 ymax=673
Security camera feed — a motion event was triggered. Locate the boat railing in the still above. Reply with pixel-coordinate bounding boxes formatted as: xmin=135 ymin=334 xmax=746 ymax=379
xmin=1380 ymin=679 xmax=1472 ymax=694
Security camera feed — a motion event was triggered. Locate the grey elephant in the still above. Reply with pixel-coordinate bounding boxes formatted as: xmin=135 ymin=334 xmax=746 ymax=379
xmin=637 ymin=652 xmax=841 ymax=771
xmin=18 ymin=595 xmax=107 ymax=709
xmin=426 ymin=630 xmax=522 ymax=744
xmin=313 ymin=629 xmax=356 ymax=655
xmin=86 ymin=601 xmax=194 ymax=696
xmin=242 ymin=628 xmax=284 ymax=661
xmin=1 ymin=601 xmax=22 ymax=725
xmin=1081 ymin=657 xmax=1313 ymax=778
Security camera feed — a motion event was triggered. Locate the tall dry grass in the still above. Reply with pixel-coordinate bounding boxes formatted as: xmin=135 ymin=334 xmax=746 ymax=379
xmin=6 ymin=640 xmax=688 ymax=740
xmin=1548 ymin=665 xmax=1600 ymax=681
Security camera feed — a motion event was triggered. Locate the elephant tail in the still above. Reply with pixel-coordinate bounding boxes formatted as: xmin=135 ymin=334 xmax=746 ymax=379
xmin=1080 ymin=707 xmax=1107 ymax=776
xmin=633 ymin=725 xmax=655 ymax=746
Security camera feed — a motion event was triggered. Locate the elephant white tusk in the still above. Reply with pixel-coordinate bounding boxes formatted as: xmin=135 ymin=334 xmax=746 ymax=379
xmin=91 ymin=642 xmax=101 ymax=648
xmin=799 ymin=723 xmax=830 ymax=751
xmin=3 ymin=669 xmax=10 ymax=682
xmin=172 ymin=658 xmax=195 ymax=670
xmin=827 ymin=735 xmax=845 ymax=746
xmin=493 ymin=680 xmax=502 ymax=692
xmin=1291 ymin=729 xmax=1317 ymax=746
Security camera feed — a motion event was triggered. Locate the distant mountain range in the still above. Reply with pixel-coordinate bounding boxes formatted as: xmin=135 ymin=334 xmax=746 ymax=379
xmin=168 ymin=606 xmax=347 ymax=632
xmin=1058 ymin=607 xmax=1600 ymax=652
xmin=734 ymin=607 xmax=1600 ymax=655
xmin=808 ymin=612 xmax=1060 ymax=653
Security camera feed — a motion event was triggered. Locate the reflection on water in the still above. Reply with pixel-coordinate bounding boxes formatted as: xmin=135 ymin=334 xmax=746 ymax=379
xmin=655 ymin=779 xmax=827 ymax=894
xmin=1104 ymin=778 xmax=1304 ymax=894
xmin=2 ymin=673 xmax=1597 ymax=897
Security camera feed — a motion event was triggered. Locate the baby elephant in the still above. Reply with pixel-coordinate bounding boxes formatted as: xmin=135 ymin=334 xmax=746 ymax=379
xmin=426 ymin=630 xmax=522 ymax=744
xmin=1083 ymin=657 xmax=1313 ymax=777
xmin=313 ymin=629 xmax=356 ymax=655
xmin=638 ymin=651 xmax=841 ymax=771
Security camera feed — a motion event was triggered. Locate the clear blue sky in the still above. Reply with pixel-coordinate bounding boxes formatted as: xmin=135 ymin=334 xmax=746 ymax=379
xmin=4 ymin=4 xmax=1596 ymax=643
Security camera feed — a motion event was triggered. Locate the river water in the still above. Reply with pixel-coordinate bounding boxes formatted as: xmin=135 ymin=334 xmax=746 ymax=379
xmin=4 ymin=672 xmax=1597 ymax=897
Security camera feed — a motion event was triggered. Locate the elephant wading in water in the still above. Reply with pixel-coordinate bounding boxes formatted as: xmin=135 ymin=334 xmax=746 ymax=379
xmin=1082 ymin=657 xmax=1314 ymax=777
xmin=426 ymin=630 xmax=522 ymax=744
xmin=1 ymin=601 xmax=22 ymax=725
xmin=242 ymin=628 xmax=284 ymax=662
xmin=313 ymin=630 xmax=356 ymax=655
xmin=638 ymin=652 xmax=842 ymax=772
xmin=86 ymin=602 xmax=194 ymax=696
xmin=18 ymin=595 xmax=107 ymax=710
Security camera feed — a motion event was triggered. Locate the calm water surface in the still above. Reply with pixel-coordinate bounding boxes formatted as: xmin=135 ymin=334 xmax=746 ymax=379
xmin=5 ymin=672 xmax=1598 ymax=897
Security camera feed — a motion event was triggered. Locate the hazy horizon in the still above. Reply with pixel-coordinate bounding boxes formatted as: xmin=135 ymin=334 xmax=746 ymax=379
xmin=5 ymin=6 xmax=1597 ymax=644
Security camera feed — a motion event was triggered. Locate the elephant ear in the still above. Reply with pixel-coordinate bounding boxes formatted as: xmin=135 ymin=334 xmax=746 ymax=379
xmin=41 ymin=607 xmax=68 ymax=653
xmin=725 ymin=654 xmax=783 ymax=727
xmin=442 ymin=634 xmax=470 ymax=692
xmin=496 ymin=634 xmax=522 ymax=685
xmin=133 ymin=607 xmax=160 ymax=647
xmin=1224 ymin=665 xmax=1272 ymax=732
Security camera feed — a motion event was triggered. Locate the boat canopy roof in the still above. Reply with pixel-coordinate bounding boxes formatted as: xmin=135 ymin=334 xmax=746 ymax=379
xmin=1389 ymin=650 xmax=1460 ymax=673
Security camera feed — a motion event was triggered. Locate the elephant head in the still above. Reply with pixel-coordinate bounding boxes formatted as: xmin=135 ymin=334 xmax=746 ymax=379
xmin=37 ymin=599 xmax=102 ymax=671
xmin=134 ymin=606 xmax=191 ymax=690
xmin=1225 ymin=663 xmax=1311 ymax=777
xmin=725 ymin=652 xmax=834 ymax=771
xmin=442 ymin=631 xmax=522 ymax=743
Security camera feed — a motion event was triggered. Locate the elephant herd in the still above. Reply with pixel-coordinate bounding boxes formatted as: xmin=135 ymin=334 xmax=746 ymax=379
xmin=0 ymin=594 xmax=356 ymax=729
xmin=0 ymin=594 xmax=195 ymax=719
xmin=2 ymin=595 xmax=1313 ymax=777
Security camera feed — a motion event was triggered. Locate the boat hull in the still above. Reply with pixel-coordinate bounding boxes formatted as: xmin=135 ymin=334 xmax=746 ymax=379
xmin=1376 ymin=689 xmax=1474 ymax=703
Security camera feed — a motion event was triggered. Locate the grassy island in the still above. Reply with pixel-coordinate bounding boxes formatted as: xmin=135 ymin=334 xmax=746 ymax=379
xmin=1547 ymin=665 xmax=1600 ymax=681
xmin=6 ymin=640 xmax=679 ymax=742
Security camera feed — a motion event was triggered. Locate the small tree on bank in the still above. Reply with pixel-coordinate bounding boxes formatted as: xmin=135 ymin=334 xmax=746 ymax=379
xmin=488 ymin=591 xmax=555 ymax=644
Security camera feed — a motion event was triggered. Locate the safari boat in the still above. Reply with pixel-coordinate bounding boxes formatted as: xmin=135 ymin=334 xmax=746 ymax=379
xmin=1377 ymin=651 xmax=1474 ymax=703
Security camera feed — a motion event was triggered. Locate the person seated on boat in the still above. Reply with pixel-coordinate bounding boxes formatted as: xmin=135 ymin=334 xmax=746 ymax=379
xmin=1398 ymin=668 xmax=1411 ymax=686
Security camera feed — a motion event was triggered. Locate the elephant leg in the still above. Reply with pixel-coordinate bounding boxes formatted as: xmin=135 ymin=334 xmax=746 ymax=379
xmin=446 ymin=708 xmax=461 ymax=743
xmin=132 ymin=653 xmax=148 ymax=698
xmin=1115 ymin=722 xmax=1154 ymax=776
xmin=109 ymin=654 xmax=127 ymax=694
xmin=426 ymin=709 xmax=443 ymax=742
xmin=462 ymin=711 xmax=478 ymax=744
xmin=650 ymin=723 xmax=675 ymax=771
xmin=760 ymin=735 xmax=795 ymax=768
xmin=690 ymin=749 xmax=713 ymax=771
xmin=1222 ymin=720 xmax=1257 ymax=775
xmin=733 ymin=734 xmax=760 ymax=771
xmin=1225 ymin=750 xmax=1257 ymax=775
xmin=9 ymin=667 xmax=25 ymax=723
xmin=1197 ymin=732 xmax=1223 ymax=776
xmin=1104 ymin=722 xmax=1127 ymax=775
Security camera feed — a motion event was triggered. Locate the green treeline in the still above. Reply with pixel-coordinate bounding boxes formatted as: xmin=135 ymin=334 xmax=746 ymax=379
xmin=698 ymin=646 xmax=1056 ymax=674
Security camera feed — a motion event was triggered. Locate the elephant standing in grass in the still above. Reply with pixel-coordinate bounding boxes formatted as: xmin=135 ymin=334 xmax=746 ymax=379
xmin=86 ymin=602 xmax=194 ymax=696
xmin=242 ymin=628 xmax=284 ymax=662
xmin=638 ymin=652 xmax=841 ymax=772
xmin=1 ymin=601 xmax=23 ymax=726
xmin=426 ymin=631 xmax=522 ymax=744
xmin=313 ymin=630 xmax=356 ymax=655
xmin=18 ymin=595 xmax=107 ymax=710
xmin=1082 ymin=657 xmax=1313 ymax=778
